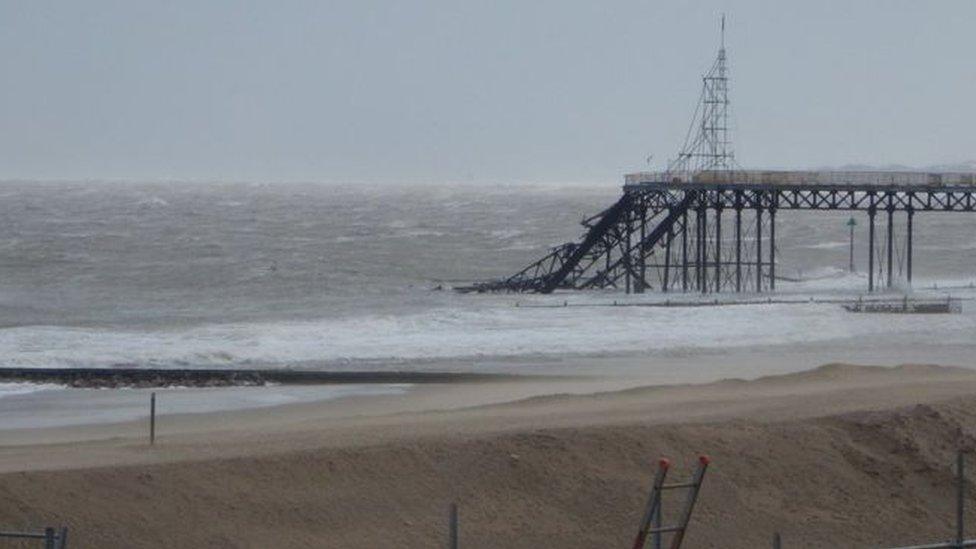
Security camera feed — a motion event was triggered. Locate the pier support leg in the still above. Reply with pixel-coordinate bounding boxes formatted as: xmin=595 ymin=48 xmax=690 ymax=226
xmin=907 ymin=209 xmax=914 ymax=287
xmin=681 ymin=211 xmax=689 ymax=292
xmin=625 ymin=214 xmax=632 ymax=294
xmin=695 ymin=208 xmax=702 ymax=292
xmin=868 ymin=208 xmax=876 ymax=292
xmin=886 ymin=207 xmax=894 ymax=289
xmin=639 ymin=207 xmax=647 ymax=293
xmin=701 ymin=208 xmax=708 ymax=293
xmin=849 ymin=221 xmax=855 ymax=273
xmin=769 ymin=208 xmax=776 ymax=291
xmin=735 ymin=207 xmax=742 ymax=293
xmin=663 ymin=227 xmax=672 ymax=293
xmin=756 ymin=208 xmax=763 ymax=293
xmin=715 ymin=207 xmax=722 ymax=292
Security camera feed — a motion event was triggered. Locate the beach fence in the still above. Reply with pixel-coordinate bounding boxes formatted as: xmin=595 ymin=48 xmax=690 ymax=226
xmin=0 ymin=526 xmax=68 ymax=548
xmin=0 ymin=394 xmax=155 ymax=547
xmin=446 ymin=457 xmax=711 ymax=549
xmin=448 ymin=502 xmax=459 ymax=549
xmin=881 ymin=451 xmax=976 ymax=549
xmin=772 ymin=451 xmax=976 ymax=549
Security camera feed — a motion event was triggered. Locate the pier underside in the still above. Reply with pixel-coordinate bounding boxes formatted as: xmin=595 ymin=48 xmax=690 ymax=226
xmin=466 ymin=171 xmax=976 ymax=294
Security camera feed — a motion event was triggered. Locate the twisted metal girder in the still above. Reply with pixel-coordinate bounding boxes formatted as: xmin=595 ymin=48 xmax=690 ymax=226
xmin=462 ymin=190 xmax=695 ymax=293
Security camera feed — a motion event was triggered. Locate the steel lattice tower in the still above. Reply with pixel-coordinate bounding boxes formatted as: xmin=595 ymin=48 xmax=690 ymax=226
xmin=669 ymin=15 xmax=735 ymax=178
xmin=462 ymin=16 xmax=976 ymax=296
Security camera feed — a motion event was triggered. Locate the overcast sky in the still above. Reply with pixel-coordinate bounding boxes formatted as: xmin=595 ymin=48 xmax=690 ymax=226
xmin=0 ymin=1 xmax=972 ymax=184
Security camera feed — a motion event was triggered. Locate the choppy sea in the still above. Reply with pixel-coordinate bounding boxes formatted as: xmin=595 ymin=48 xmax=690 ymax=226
xmin=0 ymin=180 xmax=974 ymax=385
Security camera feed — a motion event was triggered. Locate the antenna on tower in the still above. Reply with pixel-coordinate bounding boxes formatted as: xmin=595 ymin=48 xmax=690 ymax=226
xmin=720 ymin=13 xmax=726 ymax=51
xmin=667 ymin=15 xmax=736 ymax=179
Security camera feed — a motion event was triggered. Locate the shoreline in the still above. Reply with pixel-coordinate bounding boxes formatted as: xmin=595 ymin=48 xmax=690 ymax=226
xmin=2 ymin=361 xmax=974 ymax=468
xmin=2 ymin=342 xmax=975 ymax=432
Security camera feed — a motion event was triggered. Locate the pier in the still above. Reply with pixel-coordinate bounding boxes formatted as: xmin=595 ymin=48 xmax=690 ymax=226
xmin=465 ymin=23 xmax=976 ymax=295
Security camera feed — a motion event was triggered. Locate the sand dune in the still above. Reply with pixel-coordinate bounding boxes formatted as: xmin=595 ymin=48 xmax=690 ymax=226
xmin=2 ymin=363 xmax=976 ymax=547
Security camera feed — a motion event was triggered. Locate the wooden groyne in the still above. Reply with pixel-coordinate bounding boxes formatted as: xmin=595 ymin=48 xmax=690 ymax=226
xmin=0 ymin=367 xmax=526 ymax=389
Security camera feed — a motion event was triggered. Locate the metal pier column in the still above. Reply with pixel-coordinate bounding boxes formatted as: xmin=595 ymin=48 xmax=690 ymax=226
xmin=701 ymin=207 xmax=708 ymax=293
xmin=692 ymin=210 xmax=697 ymax=292
xmin=735 ymin=203 xmax=742 ymax=293
xmin=868 ymin=207 xmax=876 ymax=292
xmin=639 ymin=207 xmax=647 ymax=293
xmin=714 ymin=206 xmax=722 ymax=292
xmin=625 ymin=214 xmax=632 ymax=294
xmin=695 ymin=208 xmax=703 ymax=292
xmin=907 ymin=208 xmax=914 ymax=286
xmin=681 ymin=211 xmax=689 ymax=292
xmin=663 ymin=227 xmax=672 ymax=292
xmin=769 ymin=207 xmax=776 ymax=291
xmin=755 ymin=207 xmax=763 ymax=293
xmin=886 ymin=206 xmax=894 ymax=289
xmin=848 ymin=217 xmax=856 ymax=273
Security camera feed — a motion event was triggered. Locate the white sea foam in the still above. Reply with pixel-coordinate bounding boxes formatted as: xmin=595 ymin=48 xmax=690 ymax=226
xmin=0 ymin=288 xmax=972 ymax=369
xmin=0 ymin=382 xmax=62 ymax=399
xmin=489 ymin=229 xmax=525 ymax=239
xmin=136 ymin=196 xmax=170 ymax=209
xmin=799 ymin=241 xmax=849 ymax=250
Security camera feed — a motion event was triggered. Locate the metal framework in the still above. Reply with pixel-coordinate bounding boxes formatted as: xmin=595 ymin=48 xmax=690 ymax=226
xmin=666 ymin=15 xmax=734 ymax=180
xmin=466 ymin=175 xmax=976 ymax=294
xmin=462 ymin=19 xmax=976 ymax=295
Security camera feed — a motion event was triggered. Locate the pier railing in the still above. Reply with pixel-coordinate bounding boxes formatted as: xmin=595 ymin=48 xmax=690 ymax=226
xmin=624 ymin=170 xmax=976 ymax=187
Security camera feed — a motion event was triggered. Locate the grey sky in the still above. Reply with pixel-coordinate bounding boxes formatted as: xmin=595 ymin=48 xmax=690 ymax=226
xmin=0 ymin=1 xmax=972 ymax=184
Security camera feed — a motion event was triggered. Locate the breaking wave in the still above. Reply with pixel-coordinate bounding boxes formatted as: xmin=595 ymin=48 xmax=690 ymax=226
xmin=1 ymin=296 xmax=973 ymax=370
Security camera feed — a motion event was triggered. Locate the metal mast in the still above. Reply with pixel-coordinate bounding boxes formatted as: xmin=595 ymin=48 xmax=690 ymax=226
xmin=669 ymin=14 xmax=735 ymax=178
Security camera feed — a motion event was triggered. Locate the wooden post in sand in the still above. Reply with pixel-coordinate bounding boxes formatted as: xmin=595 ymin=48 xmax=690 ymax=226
xmin=957 ymin=451 xmax=965 ymax=548
xmin=150 ymin=392 xmax=156 ymax=446
xmin=448 ymin=503 xmax=459 ymax=549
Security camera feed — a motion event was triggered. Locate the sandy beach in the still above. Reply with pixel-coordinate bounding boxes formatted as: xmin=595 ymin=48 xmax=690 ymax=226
xmin=1 ymin=362 xmax=975 ymax=547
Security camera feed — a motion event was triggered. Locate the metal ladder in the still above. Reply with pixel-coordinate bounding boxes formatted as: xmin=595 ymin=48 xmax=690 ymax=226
xmin=632 ymin=455 xmax=711 ymax=549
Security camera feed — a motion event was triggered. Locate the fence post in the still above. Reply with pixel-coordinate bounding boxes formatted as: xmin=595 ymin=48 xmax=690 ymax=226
xmin=773 ymin=531 xmax=782 ymax=549
xmin=448 ymin=503 xmax=459 ymax=549
xmin=150 ymin=392 xmax=156 ymax=446
xmin=44 ymin=527 xmax=56 ymax=549
xmin=957 ymin=451 xmax=965 ymax=548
